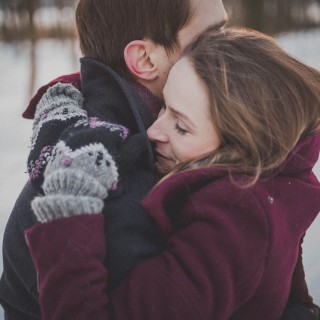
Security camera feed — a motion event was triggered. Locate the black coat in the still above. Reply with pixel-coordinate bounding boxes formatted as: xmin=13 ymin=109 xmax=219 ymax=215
xmin=0 ymin=58 xmax=161 ymax=319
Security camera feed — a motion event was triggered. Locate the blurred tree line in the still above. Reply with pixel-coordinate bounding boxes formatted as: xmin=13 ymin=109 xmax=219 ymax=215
xmin=0 ymin=0 xmax=77 ymax=96
xmin=0 ymin=0 xmax=318 ymax=96
xmin=224 ymin=0 xmax=320 ymax=33
xmin=0 ymin=0 xmax=319 ymax=42
xmin=0 ymin=0 xmax=76 ymax=42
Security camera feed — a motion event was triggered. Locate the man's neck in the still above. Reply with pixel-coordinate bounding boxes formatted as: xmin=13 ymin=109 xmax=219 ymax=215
xmin=125 ymin=80 xmax=163 ymax=121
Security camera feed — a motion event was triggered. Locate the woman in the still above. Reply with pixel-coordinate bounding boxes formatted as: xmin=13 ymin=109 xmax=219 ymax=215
xmin=26 ymin=27 xmax=320 ymax=319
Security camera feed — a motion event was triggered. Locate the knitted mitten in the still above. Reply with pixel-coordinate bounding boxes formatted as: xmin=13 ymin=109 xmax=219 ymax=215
xmin=31 ymin=116 xmax=130 ymax=223
xmin=27 ymin=82 xmax=87 ymax=188
xmin=31 ymin=141 xmax=118 ymax=223
xmin=32 ymin=141 xmax=118 ymax=223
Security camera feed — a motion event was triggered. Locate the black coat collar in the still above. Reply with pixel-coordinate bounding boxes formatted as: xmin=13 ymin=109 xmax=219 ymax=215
xmin=81 ymin=57 xmax=154 ymax=133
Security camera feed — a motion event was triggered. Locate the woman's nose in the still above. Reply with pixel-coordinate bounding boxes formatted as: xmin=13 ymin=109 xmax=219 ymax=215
xmin=147 ymin=119 xmax=168 ymax=143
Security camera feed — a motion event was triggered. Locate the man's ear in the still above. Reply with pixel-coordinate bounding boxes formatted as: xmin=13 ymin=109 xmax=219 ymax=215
xmin=124 ymin=40 xmax=159 ymax=81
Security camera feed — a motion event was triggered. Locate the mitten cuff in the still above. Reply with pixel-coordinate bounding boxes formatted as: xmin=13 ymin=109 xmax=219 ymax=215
xmin=43 ymin=168 xmax=108 ymax=199
xmin=30 ymin=83 xmax=87 ymax=152
xmin=33 ymin=83 xmax=84 ymax=127
xmin=31 ymin=195 xmax=103 ymax=223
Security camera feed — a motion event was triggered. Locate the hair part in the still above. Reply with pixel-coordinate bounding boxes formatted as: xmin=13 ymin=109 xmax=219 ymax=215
xmin=75 ymin=0 xmax=193 ymax=79
xmin=174 ymin=27 xmax=320 ymax=186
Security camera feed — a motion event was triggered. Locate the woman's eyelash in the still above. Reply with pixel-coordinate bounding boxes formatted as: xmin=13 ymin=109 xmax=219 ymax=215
xmin=175 ymin=123 xmax=188 ymax=135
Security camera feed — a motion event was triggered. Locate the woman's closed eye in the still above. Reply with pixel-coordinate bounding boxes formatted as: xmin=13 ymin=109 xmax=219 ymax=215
xmin=175 ymin=122 xmax=188 ymax=135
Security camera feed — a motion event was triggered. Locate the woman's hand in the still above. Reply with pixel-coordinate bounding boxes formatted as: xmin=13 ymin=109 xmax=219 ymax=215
xmin=31 ymin=117 xmax=129 ymax=223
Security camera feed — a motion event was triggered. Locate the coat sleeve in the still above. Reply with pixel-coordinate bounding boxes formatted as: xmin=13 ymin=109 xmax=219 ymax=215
xmin=25 ymin=214 xmax=110 ymax=320
xmin=26 ymin=188 xmax=269 ymax=320
xmin=110 ymin=189 xmax=269 ymax=320
xmin=0 ymin=181 xmax=41 ymax=319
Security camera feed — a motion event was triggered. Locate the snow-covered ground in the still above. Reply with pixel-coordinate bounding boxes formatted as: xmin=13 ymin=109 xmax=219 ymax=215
xmin=0 ymin=28 xmax=319 ymax=317
xmin=0 ymin=39 xmax=80 ymax=318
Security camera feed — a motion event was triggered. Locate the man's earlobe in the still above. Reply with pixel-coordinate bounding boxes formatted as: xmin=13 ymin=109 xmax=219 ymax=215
xmin=124 ymin=40 xmax=159 ymax=81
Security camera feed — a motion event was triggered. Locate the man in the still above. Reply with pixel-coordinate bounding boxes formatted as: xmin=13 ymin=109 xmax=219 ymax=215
xmin=0 ymin=0 xmax=227 ymax=318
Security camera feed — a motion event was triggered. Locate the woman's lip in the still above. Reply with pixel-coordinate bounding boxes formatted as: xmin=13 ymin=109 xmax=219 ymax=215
xmin=155 ymin=151 xmax=174 ymax=162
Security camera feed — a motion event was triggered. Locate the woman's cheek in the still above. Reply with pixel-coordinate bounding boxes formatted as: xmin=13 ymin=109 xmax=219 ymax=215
xmin=171 ymin=140 xmax=184 ymax=163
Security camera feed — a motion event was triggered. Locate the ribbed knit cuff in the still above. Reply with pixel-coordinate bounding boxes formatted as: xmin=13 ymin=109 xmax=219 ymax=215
xmin=33 ymin=83 xmax=84 ymax=126
xmin=30 ymin=83 xmax=87 ymax=151
xmin=31 ymin=195 xmax=104 ymax=223
xmin=43 ymin=168 xmax=108 ymax=199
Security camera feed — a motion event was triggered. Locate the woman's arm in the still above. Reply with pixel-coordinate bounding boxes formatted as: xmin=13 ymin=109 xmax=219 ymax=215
xmin=26 ymin=185 xmax=269 ymax=320
xmin=26 ymin=215 xmax=110 ymax=320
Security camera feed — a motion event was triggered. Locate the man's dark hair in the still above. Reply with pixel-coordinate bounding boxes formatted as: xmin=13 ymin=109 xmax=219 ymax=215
xmin=76 ymin=0 xmax=193 ymax=79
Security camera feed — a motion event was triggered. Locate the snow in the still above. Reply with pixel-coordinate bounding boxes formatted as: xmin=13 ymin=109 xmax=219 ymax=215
xmin=0 ymin=28 xmax=319 ymax=317
xmin=0 ymin=39 xmax=79 ymax=230
xmin=0 ymin=39 xmax=80 ymax=318
xmin=277 ymin=28 xmax=320 ymax=306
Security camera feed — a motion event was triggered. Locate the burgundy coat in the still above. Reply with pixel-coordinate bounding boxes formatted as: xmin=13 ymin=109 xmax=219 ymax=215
xmin=26 ymin=133 xmax=320 ymax=320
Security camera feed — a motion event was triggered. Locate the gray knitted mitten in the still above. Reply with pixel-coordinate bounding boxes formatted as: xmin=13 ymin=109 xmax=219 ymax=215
xmin=28 ymin=83 xmax=87 ymax=188
xmin=32 ymin=140 xmax=119 ymax=223
xmin=28 ymin=82 xmax=133 ymax=223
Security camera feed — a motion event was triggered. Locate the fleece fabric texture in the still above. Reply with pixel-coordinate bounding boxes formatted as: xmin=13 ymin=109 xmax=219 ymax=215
xmin=25 ymin=133 xmax=320 ymax=320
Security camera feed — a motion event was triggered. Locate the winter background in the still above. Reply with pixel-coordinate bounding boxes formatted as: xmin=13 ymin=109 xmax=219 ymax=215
xmin=0 ymin=2 xmax=320 ymax=318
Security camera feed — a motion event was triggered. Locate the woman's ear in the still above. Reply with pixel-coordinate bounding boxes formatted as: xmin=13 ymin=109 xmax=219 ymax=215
xmin=124 ymin=40 xmax=159 ymax=81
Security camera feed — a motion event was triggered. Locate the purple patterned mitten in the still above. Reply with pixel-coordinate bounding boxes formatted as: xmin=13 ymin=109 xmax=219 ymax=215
xmin=27 ymin=83 xmax=87 ymax=188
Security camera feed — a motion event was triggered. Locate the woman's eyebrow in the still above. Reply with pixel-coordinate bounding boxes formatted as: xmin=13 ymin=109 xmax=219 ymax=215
xmin=167 ymin=106 xmax=195 ymax=129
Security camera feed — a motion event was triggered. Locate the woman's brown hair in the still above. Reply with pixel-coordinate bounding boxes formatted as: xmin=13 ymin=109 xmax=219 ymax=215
xmin=75 ymin=0 xmax=193 ymax=79
xmin=175 ymin=27 xmax=320 ymax=185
